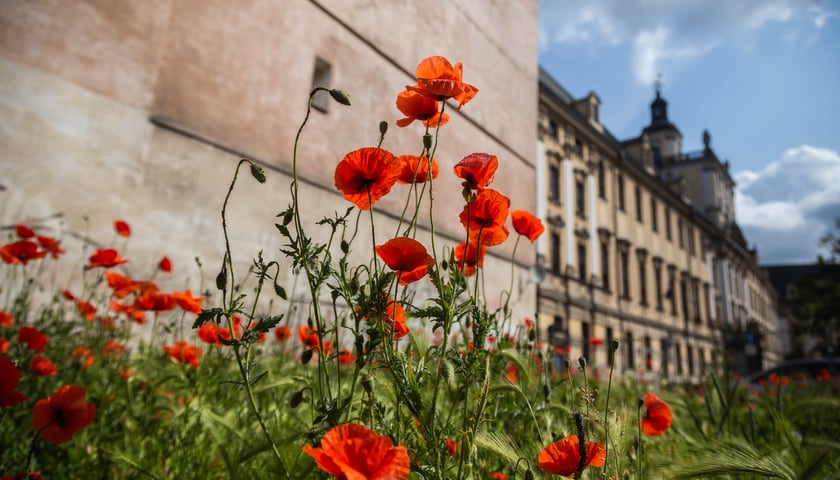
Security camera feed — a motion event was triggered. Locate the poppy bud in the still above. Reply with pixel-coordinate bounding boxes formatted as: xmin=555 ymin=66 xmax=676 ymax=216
xmin=216 ymin=265 xmax=227 ymax=291
xmin=423 ymin=134 xmax=432 ymax=149
xmin=611 ymin=338 xmax=620 ymax=352
xmin=543 ymin=384 xmax=550 ymax=401
xmin=249 ymin=162 xmax=266 ymax=183
xmin=331 ymin=289 xmax=339 ymax=301
xmin=361 ymin=374 xmax=373 ymax=394
xmin=525 ymin=469 xmax=534 ymax=480
xmin=282 ymin=210 xmax=294 ymax=227
xmin=290 ymin=389 xmax=305 ymax=408
xmin=274 ymin=284 xmax=287 ymax=300
xmin=329 ymin=89 xmax=351 ymax=106
xmin=528 ymin=329 xmax=536 ymax=341
xmin=578 ymin=356 xmax=587 ymax=369
xmin=340 ymin=240 xmax=349 ymax=254
xmin=301 ymin=348 xmax=313 ymax=365
xmin=441 ymin=259 xmax=448 ymax=270
xmin=379 ymin=121 xmax=388 ymax=135
xmin=439 ymin=361 xmax=451 ymax=383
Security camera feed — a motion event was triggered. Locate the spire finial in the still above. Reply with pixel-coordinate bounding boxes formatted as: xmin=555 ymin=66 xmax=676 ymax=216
xmin=654 ymin=73 xmax=663 ymax=97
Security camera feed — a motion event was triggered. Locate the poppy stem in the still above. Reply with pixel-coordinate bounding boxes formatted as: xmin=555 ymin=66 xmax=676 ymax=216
xmin=574 ymin=412 xmax=587 ymax=480
xmin=637 ymin=399 xmax=644 ymax=480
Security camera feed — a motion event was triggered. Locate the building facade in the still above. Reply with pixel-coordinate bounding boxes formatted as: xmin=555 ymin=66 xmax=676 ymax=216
xmin=536 ymin=68 xmax=781 ymax=380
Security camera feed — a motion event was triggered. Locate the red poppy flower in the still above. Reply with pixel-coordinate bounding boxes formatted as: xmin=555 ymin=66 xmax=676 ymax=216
xmin=163 ymin=341 xmax=202 ymax=367
xmin=641 ymin=392 xmax=673 ymax=436
xmin=172 ymin=290 xmax=203 ymax=315
xmin=334 ymin=147 xmax=400 ymax=210
xmin=453 ymin=241 xmax=486 ymax=277
xmin=338 ymin=348 xmax=355 ymax=365
xmin=32 ymin=384 xmax=95 ymax=444
xmin=134 ymin=290 xmax=175 ymax=312
xmin=88 ymin=249 xmax=127 ymax=269
xmin=104 ymin=271 xmax=138 ymax=299
xmin=537 ymin=434 xmax=606 ymax=478
xmin=446 ymin=438 xmax=459 ymax=457
xmin=459 ymin=189 xmax=510 ymax=247
xmin=506 ymin=364 xmax=518 ymax=383
xmin=396 ymin=155 xmax=439 ymax=184
xmin=453 ymin=153 xmax=498 ymax=191
xmin=376 ymin=237 xmax=435 ymax=285
xmin=114 ymin=220 xmax=131 ymax=237
xmin=1 ymin=355 xmax=29 ymax=408
xmin=30 ymin=355 xmax=57 ymax=376
xmin=407 ymin=56 xmax=478 ymax=109
xmin=0 ymin=472 xmax=44 ymax=480
xmin=298 ymin=326 xmax=321 ymax=349
xmin=61 ymin=290 xmax=75 ymax=301
xmin=158 ymin=256 xmax=172 ymax=272
xmin=395 ymin=89 xmax=449 ymax=128
xmin=490 ymin=473 xmax=508 ymax=480
xmin=511 ymin=210 xmax=545 ymax=243
xmin=589 ymin=338 xmax=603 ymax=346
xmin=71 ymin=347 xmax=95 ymax=370
xmin=303 ymin=423 xmax=410 ymax=480
xmin=36 ymin=236 xmax=65 ymax=259
xmin=275 ymin=325 xmax=292 ymax=342
xmin=0 ymin=338 xmax=8 ymax=353
xmin=15 ymin=224 xmax=36 ymax=238
xmin=101 ymin=340 xmax=127 ymax=357
xmin=197 ymin=323 xmax=222 ymax=345
xmin=0 ymin=240 xmax=45 ymax=265
xmin=18 ymin=326 xmax=48 ymax=351
xmin=0 ymin=311 xmax=12 ymax=328
xmin=76 ymin=301 xmax=96 ymax=320
xmin=524 ymin=318 xmax=534 ymax=329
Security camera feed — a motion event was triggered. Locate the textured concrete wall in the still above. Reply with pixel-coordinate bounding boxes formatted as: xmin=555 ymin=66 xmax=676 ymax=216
xmin=0 ymin=0 xmax=539 ymax=319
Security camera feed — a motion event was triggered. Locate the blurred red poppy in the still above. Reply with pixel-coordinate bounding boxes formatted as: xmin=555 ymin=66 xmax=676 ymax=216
xmin=511 ymin=210 xmax=544 ymax=243
xmin=172 ymin=290 xmax=203 ymax=315
xmin=88 ymin=249 xmax=127 ymax=269
xmin=105 ymin=271 xmax=138 ymax=298
xmin=76 ymin=301 xmax=96 ymax=321
xmin=408 ymin=56 xmax=478 ymax=109
xmin=18 ymin=326 xmax=48 ymax=351
xmin=303 ymin=423 xmax=410 ymax=480
xmin=506 ymin=364 xmax=518 ymax=383
xmin=15 ymin=225 xmax=35 ymax=238
xmin=101 ymin=340 xmax=127 ymax=357
xmin=0 ymin=311 xmax=12 ymax=328
xmin=1 ymin=240 xmax=45 ymax=265
xmin=1 ymin=354 xmax=29 ymax=408
xmin=641 ymin=392 xmax=673 ymax=436
xmin=62 ymin=290 xmax=76 ymax=301
xmin=30 ymin=355 xmax=57 ymax=376
xmin=490 ymin=473 xmax=508 ymax=480
xmin=376 ymin=237 xmax=435 ymax=285
xmin=275 ymin=325 xmax=292 ymax=342
xmin=338 ymin=348 xmax=356 ymax=365
xmin=589 ymin=338 xmax=603 ymax=346
xmin=32 ymin=384 xmax=95 ymax=444
xmin=396 ymin=155 xmax=439 ymax=184
xmin=36 ymin=236 xmax=65 ymax=259
xmin=453 ymin=241 xmax=486 ymax=277
xmin=395 ymin=89 xmax=449 ymax=128
xmin=114 ymin=220 xmax=131 ymax=237
xmin=163 ymin=341 xmax=202 ymax=367
xmin=134 ymin=290 xmax=175 ymax=312
xmin=0 ymin=338 xmax=8 ymax=353
xmin=459 ymin=189 xmax=510 ymax=246
xmin=453 ymin=153 xmax=498 ymax=191
xmin=334 ymin=147 xmax=400 ymax=210
xmin=537 ymin=434 xmax=606 ymax=477
xmin=446 ymin=438 xmax=459 ymax=457
xmin=158 ymin=256 xmax=172 ymax=272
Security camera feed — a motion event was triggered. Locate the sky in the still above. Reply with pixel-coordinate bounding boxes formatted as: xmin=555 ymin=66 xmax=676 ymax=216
xmin=538 ymin=0 xmax=840 ymax=265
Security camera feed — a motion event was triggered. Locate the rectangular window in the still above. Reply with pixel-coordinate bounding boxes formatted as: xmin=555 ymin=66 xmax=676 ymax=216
xmin=575 ymin=139 xmax=583 ymax=157
xmin=600 ymin=241 xmax=610 ymax=291
xmin=617 ymin=174 xmax=625 ymax=211
xmin=578 ymin=243 xmax=587 ymax=282
xmin=651 ymin=198 xmax=658 ymax=232
xmin=550 ymin=233 xmax=561 ymax=274
xmin=669 ymin=269 xmax=677 ymax=315
xmin=582 ymin=322 xmax=590 ymax=363
xmin=621 ymin=250 xmax=630 ymax=300
xmin=635 ymin=185 xmax=643 ymax=223
xmin=644 ymin=336 xmax=652 ymax=371
xmin=654 ymin=263 xmax=663 ymax=311
xmin=548 ymin=120 xmax=558 ymax=139
xmin=549 ymin=165 xmax=560 ymax=202
xmin=625 ymin=331 xmax=634 ymax=370
xmin=675 ymin=342 xmax=683 ymax=375
xmin=680 ymin=276 xmax=689 ymax=323
xmin=311 ymin=57 xmax=332 ymax=113
xmin=665 ymin=208 xmax=672 ymax=241
xmin=687 ymin=344 xmax=695 ymax=376
xmin=606 ymin=327 xmax=615 ymax=365
xmin=688 ymin=226 xmax=696 ymax=256
xmin=678 ymin=218 xmax=685 ymax=249
xmin=660 ymin=338 xmax=670 ymax=377
xmin=692 ymin=279 xmax=702 ymax=324
xmin=639 ymin=256 xmax=648 ymax=307
xmin=575 ymin=178 xmax=586 ymax=217
xmin=597 ymin=162 xmax=606 ymax=199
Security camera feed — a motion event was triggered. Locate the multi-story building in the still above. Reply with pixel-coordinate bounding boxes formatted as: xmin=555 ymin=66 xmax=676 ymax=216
xmin=537 ymin=67 xmax=781 ymax=379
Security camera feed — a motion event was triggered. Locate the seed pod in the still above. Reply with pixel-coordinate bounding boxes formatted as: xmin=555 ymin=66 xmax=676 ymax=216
xmin=290 ymin=389 xmax=305 ymax=408
xmin=301 ymin=348 xmax=313 ymax=365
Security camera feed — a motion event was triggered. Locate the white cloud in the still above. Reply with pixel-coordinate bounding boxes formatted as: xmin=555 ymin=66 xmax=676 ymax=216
xmin=734 ymin=145 xmax=840 ymax=263
xmin=539 ymin=0 xmax=835 ymax=84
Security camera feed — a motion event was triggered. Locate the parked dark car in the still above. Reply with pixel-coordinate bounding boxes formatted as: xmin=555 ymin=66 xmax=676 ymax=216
xmin=744 ymin=357 xmax=840 ymax=386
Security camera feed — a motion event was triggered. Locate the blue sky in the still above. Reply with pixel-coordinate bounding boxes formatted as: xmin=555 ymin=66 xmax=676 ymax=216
xmin=538 ymin=0 xmax=840 ymax=264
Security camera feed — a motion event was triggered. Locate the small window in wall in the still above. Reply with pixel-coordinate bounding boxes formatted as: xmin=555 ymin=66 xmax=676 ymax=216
xmin=617 ymin=175 xmax=626 ymax=211
xmin=687 ymin=344 xmax=695 ymax=376
xmin=549 ymin=165 xmax=560 ymax=202
xmin=665 ymin=208 xmax=672 ymax=241
xmin=606 ymin=327 xmax=615 ymax=364
xmin=650 ymin=198 xmax=658 ymax=232
xmin=625 ymin=331 xmax=635 ymax=370
xmin=635 ymin=185 xmax=643 ymax=223
xmin=548 ymin=120 xmax=559 ymax=140
xmin=578 ymin=242 xmax=587 ymax=283
xmin=550 ymin=233 xmax=561 ymax=274
xmin=575 ymin=178 xmax=586 ymax=217
xmin=311 ymin=57 xmax=332 ymax=113
xmin=582 ymin=322 xmax=590 ymax=363
xmin=600 ymin=241 xmax=610 ymax=291
xmin=644 ymin=336 xmax=652 ymax=371
xmin=597 ymin=162 xmax=606 ymax=199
